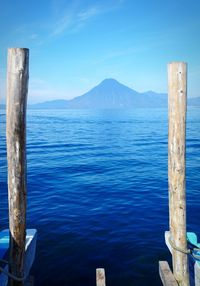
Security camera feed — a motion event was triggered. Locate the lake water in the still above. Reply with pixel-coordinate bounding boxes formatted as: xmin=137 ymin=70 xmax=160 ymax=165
xmin=0 ymin=108 xmax=199 ymax=286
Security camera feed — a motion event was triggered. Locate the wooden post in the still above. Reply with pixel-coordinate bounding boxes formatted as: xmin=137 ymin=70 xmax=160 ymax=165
xmin=6 ymin=48 xmax=29 ymax=286
xmin=96 ymin=268 xmax=106 ymax=286
xmin=168 ymin=62 xmax=190 ymax=286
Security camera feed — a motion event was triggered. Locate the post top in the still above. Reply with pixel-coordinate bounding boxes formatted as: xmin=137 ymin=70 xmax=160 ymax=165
xmin=8 ymin=48 xmax=29 ymax=51
xmin=168 ymin=61 xmax=187 ymax=66
xmin=7 ymin=48 xmax=29 ymax=74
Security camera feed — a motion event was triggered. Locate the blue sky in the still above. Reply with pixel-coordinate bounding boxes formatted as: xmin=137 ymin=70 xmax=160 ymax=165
xmin=0 ymin=0 xmax=200 ymax=103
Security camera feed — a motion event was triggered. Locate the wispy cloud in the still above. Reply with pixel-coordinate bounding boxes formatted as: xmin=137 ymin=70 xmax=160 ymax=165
xmin=51 ymin=14 xmax=73 ymax=36
xmin=29 ymin=33 xmax=39 ymax=40
xmin=91 ymin=36 xmax=165 ymax=66
xmin=78 ymin=7 xmax=99 ymax=21
xmin=50 ymin=0 xmax=124 ymax=37
xmin=12 ymin=0 xmax=125 ymax=45
xmin=51 ymin=5 xmax=101 ymax=36
xmin=12 ymin=5 xmax=103 ymax=43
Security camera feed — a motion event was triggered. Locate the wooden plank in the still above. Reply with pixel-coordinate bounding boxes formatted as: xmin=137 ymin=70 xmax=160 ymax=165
xmin=6 ymin=48 xmax=29 ymax=286
xmin=159 ymin=261 xmax=178 ymax=286
xmin=168 ymin=62 xmax=190 ymax=286
xmin=96 ymin=268 xmax=106 ymax=286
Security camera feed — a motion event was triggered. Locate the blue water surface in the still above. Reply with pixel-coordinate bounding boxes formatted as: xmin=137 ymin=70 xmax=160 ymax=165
xmin=0 ymin=108 xmax=199 ymax=286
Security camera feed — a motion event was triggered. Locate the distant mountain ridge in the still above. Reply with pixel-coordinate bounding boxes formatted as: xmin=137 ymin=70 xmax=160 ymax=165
xmin=1 ymin=79 xmax=199 ymax=109
xmin=31 ymin=78 xmax=168 ymax=109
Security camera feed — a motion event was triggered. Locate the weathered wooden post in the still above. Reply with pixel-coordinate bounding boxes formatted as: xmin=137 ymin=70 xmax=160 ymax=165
xmin=6 ymin=48 xmax=29 ymax=286
xmin=168 ymin=62 xmax=190 ymax=286
xmin=96 ymin=268 xmax=106 ymax=286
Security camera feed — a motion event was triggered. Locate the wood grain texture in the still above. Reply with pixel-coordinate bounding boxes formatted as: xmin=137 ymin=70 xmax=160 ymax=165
xmin=96 ymin=268 xmax=106 ymax=286
xmin=159 ymin=261 xmax=179 ymax=286
xmin=6 ymin=48 xmax=29 ymax=286
xmin=168 ymin=62 xmax=189 ymax=286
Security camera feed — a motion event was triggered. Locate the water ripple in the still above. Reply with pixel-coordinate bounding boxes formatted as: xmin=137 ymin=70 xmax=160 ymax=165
xmin=0 ymin=108 xmax=199 ymax=286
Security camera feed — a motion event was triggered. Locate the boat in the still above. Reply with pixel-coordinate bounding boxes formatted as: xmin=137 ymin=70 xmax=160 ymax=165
xmin=0 ymin=229 xmax=37 ymax=286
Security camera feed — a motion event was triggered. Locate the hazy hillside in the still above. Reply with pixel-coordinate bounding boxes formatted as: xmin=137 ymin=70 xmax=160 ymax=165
xmin=31 ymin=79 xmax=168 ymax=109
xmin=1 ymin=79 xmax=199 ymax=110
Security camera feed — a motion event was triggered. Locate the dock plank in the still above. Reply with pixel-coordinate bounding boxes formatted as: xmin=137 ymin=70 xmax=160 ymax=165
xmin=159 ymin=261 xmax=178 ymax=286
